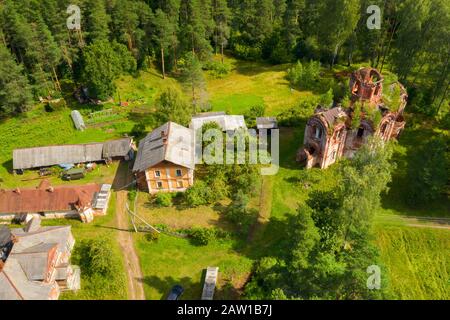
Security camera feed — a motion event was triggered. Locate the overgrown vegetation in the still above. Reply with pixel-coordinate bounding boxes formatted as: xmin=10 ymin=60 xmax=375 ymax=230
xmin=245 ymin=138 xmax=396 ymax=299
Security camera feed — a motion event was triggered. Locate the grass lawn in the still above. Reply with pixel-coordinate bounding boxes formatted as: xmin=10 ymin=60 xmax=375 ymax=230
xmin=134 ymin=233 xmax=253 ymax=300
xmin=207 ymin=57 xmax=313 ymax=115
xmin=39 ymin=192 xmax=128 ymax=300
xmin=374 ymin=222 xmax=450 ymax=300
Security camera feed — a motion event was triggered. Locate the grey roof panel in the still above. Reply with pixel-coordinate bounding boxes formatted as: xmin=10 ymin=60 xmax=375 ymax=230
xmin=102 ymin=138 xmax=132 ymax=158
xmin=13 ymin=143 xmax=104 ymax=170
xmin=190 ymin=114 xmax=247 ymax=132
xmin=133 ymin=122 xmax=195 ymax=172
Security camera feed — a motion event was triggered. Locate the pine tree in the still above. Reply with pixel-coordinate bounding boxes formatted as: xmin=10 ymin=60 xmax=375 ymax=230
xmin=153 ymin=9 xmax=176 ymax=79
xmin=87 ymin=0 xmax=111 ymax=43
xmin=179 ymin=0 xmax=212 ymax=60
xmin=180 ymin=52 xmax=205 ymax=110
xmin=212 ymin=0 xmax=231 ymax=62
xmin=0 ymin=44 xmax=33 ymax=115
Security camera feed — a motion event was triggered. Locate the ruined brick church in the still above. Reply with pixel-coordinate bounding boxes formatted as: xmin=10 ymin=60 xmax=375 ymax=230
xmin=297 ymin=67 xmax=408 ymax=169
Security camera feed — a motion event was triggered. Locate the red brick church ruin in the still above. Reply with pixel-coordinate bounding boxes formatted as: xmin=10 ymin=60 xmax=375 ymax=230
xmin=297 ymin=67 xmax=408 ymax=169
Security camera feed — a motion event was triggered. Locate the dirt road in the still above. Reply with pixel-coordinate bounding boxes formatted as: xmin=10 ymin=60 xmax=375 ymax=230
xmin=114 ymin=164 xmax=146 ymax=300
xmin=379 ymin=214 xmax=450 ymax=230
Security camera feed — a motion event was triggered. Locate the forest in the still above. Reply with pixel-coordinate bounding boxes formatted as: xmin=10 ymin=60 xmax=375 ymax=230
xmin=0 ymin=0 xmax=448 ymax=120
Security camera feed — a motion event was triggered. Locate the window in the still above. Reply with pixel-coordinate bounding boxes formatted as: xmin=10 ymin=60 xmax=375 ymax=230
xmin=176 ymin=169 xmax=182 ymax=177
xmin=155 ymin=170 xmax=161 ymax=178
xmin=156 ymin=181 xmax=163 ymax=189
xmin=176 ymin=180 xmax=184 ymax=188
xmin=332 ymin=151 xmax=337 ymax=160
xmin=314 ymin=127 xmax=322 ymax=139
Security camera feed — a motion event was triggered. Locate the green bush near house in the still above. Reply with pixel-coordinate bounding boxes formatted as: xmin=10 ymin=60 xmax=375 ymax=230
xmin=155 ymin=192 xmax=174 ymax=207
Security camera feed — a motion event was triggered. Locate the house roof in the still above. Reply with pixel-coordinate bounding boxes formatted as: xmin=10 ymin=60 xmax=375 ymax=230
xmin=0 ymin=219 xmax=74 ymax=300
xmin=190 ymin=113 xmax=247 ymax=132
xmin=0 ymin=181 xmax=101 ymax=215
xmin=13 ymin=138 xmax=133 ymax=170
xmin=0 ymin=258 xmax=58 ymax=300
xmin=133 ymin=122 xmax=195 ymax=172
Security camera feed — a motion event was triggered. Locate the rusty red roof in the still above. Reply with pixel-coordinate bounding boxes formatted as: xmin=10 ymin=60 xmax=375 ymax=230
xmin=0 ymin=181 xmax=101 ymax=214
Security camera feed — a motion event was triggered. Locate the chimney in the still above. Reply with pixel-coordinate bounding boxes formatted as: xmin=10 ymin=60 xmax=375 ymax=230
xmin=14 ymin=188 xmax=21 ymax=194
xmin=47 ymin=186 xmax=54 ymax=193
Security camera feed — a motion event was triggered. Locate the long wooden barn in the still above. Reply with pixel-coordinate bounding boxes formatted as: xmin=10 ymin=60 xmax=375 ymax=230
xmin=13 ymin=138 xmax=134 ymax=171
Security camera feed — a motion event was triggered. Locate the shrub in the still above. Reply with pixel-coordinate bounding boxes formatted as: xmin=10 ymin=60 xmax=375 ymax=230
xmin=131 ymin=122 xmax=146 ymax=138
xmin=245 ymin=105 xmax=266 ymax=127
xmin=204 ymin=60 xmax=231 ymax=79
xmin=287 ymin=60 xmax=321 ymax=90
xmin=155 ymin=192 xmax=174 ymax=207
xmin=232 ymin=43 xmax=262 ymax=60
xmin=187 ymin=227 xmax=217 ymax=246
xmin=145 ymin=231 xmax=160 ymax=243
xmin=128 ymin=189 xmax=137 ymax=202
xmin=184 ymin=180 xmax=214 ymax=207
xmin=226 ymin=191 xmax=258 ymax=236
xmin=277 ymin=99 xmax=319 ymax=127
xmin=78 ymin=238 xmax=120 ymax=278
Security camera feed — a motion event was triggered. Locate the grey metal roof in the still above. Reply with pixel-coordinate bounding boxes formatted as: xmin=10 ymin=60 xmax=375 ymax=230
xmin=0 ymin=257 xmax=58 ymax=300
xmin=13 ymin=138 xmax=134 ymax=170
xmin=133 ymin=122 xmax=195 ymax=172
xmin=190 ymin=114 xmax=247 ymax=132
xmin=192 ymin=112 xmax=226 ymax=118
xmin=102 ymin=138 xmax=133 ymax=158
xmin=0 ymin=227 xmax=11 ymax=247
xmin=13 ymin=143 xmax=104 ymax=170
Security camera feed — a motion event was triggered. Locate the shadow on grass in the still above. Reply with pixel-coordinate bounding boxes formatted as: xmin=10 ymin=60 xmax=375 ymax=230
xmin=140 ymin=275 xmax=201 ymax=300
xmin=382 ymin=124 xmax=449 ymax=217
xmin=1 ymin=159 xmax=13 ymax=173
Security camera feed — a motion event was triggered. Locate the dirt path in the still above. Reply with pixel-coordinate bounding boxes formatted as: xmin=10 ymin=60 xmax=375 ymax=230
xmin=247 ymin=176 xmax=274 ymax=242
xmin=379 ymin=214 xmax=450 ymax=230
xmin=114 ymin=164 xmax=146 ymax=300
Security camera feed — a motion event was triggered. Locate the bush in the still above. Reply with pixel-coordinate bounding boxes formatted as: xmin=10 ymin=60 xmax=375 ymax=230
xmin=204 ymin=60 xmax=231 ymax=79
xmin=245 ymin=105 xmax=266 ymax=127
xmin=184 ymin=180 xmax=214 ymax=207
xmin=232 ymin=43 xmax=262 ymax=60
xmin=145 ymin=231 xmax=160 ymax=243
xmin=78 ymin=238 xmax=120 ymax=278
xmin=128 ymin=189 xmax=137 ymax=202
xmin=155 ymin=192 xmax=174 ymax=207
xmin=277 ymin=99 xmax=319 ymax=127
xmin=287 ymin=60 xmax=321 ymax=90
xmin=187 ymin=227 xmax=217 ymax=246
xmin=226 ymin=191 xmax=258 ymax=236
xmin=131 ymin=122 xmax=146 ymax=138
